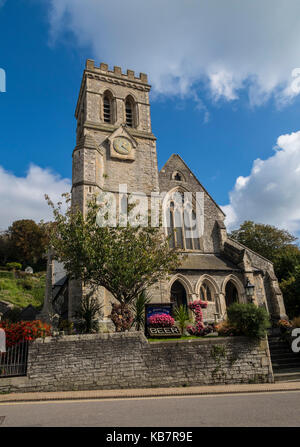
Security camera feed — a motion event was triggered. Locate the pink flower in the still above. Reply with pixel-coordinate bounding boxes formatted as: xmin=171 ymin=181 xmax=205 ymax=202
xmin=148 ymin=313 xmax=175 ymax=327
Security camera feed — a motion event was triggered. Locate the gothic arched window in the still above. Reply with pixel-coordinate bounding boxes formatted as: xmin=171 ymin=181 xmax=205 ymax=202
xmin=125 ymin=96 xmax=135 ymax=127
xmin=103 ymin=91 xmax=114 ymax=124
xmin=200 ymin=282 xmax=213 ymax=302
xmin=166 ymin=192 xmax=202 ymax=251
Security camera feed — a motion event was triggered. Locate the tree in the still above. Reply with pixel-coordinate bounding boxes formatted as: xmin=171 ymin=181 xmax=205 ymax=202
xmin=46 ymin=194 xmax=180 ymax=328
xmin=230 ymin=221 xmax=298 ymax=263
xmin=8 ymin=219 xmax=49 ymax=270
xmin=273 ymin=245 xmax=300 ymax=282
xmin=280 ymin=267 xmax=300 ymax=319
xmin=0 ymin=231 xmax=14 ymax=265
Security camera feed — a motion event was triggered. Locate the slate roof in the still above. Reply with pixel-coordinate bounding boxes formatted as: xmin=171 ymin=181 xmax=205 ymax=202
xmin=179 ymin=253 xmax=240 ymax=271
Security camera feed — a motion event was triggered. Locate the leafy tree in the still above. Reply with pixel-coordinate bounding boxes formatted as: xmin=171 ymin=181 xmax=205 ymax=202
xmin=0 ymin=232 xmax=14 ymax=265
xmin=7 ymin=220 xmax=49 ymax=270
xmin=230 ymin=221 xmax=300 ymax=316
xmin=280 ymin=267 xmax=300 ymax=319
xmin=273 ymin=245 xmax=300 ymax=282
xmin=46 ymin=194 xmax=180 ymax=327
xmin=230 ymin=221 xmax=297 ymax=263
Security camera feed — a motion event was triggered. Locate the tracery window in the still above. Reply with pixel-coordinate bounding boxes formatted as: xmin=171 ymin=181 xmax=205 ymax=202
xmin=166 ymin=193 xmax=202 ymax=250
xmin=200 ymin=282 xmax=213 ymax=301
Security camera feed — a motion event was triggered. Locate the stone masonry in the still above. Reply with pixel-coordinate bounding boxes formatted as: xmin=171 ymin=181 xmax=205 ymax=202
xmin=0 ymin=333 xmax=274 ymax=394
xmin=42 ymin=59 xmax=287 ymax=327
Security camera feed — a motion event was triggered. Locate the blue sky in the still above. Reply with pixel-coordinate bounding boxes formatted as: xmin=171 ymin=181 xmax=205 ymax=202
xmin=1 ymin=0 xmax=300 ymax=236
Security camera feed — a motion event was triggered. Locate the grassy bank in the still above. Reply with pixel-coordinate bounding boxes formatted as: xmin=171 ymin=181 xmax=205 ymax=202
xmin=0 ymin=271 xmax=46 ymax=309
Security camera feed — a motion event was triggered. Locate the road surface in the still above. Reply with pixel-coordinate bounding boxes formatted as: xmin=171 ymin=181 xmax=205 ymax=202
xmin=0 ymin=391 xmax=299 ymax=427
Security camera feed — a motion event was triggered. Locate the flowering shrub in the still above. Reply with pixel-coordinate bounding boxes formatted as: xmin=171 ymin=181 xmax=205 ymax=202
xmin=215 ymin=320 xmax=240 ymax=337
xmin=109 ymin=303 xmax=133 ymax=332
xmin=148 ymin=313 xmax=175 ymax=327
xmin=186 ymin=300 xmax=213 ymax=336
xmin=0 ymin=320 xmax=52 ymax=347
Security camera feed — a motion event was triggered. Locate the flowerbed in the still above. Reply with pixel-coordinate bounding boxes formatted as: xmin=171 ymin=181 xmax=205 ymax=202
xmin=148 ymin=313 xmax=175 ymax=327
xmin=0 ymin=320 xmax=52 ymax=347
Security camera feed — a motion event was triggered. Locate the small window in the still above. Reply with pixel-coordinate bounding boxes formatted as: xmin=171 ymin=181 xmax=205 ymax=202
xmin=103 ymin=91 xmax=114 ymax=124
xmin=125 ymin=97 xmax=134 ymax=127
xmin=103 ymin=95 xmax=111 ymax=123
xmin=171 ymin=171 xmax=185 ymax=182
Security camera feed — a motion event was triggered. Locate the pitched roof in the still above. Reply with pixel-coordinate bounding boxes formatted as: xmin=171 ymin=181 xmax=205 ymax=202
xmin=160 ymin=154 xmax=225 ymax=216
xmin=179 ymin=253 xmax=240 ymax=271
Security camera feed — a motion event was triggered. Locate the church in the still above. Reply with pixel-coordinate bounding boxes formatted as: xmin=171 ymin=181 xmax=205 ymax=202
xmin=42 ymin=60 xmax=287 ymax=327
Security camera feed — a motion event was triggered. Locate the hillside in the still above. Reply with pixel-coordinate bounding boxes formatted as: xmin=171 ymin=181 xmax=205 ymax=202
xmin=0 ymin=271 xmax=46 ymax=310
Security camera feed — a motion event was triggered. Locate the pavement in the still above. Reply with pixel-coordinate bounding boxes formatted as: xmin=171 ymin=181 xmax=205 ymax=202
xmin=1 ymin=381 xmax=300 ymax=403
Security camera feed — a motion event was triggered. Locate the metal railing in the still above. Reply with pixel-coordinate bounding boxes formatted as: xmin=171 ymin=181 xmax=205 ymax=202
xmin=0 ymin=340 xmax=29 ymax=378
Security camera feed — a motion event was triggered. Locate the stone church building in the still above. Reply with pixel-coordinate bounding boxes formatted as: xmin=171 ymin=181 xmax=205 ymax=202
xmin=42 ymin=60 xmax=287 ymax=326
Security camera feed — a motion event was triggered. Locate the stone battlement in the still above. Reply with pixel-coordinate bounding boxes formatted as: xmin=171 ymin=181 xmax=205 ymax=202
xmin=85 ymin=59 xmax=148 ymax=84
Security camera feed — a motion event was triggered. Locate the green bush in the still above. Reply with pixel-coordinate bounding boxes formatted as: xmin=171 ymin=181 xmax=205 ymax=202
xmin=6 ymin=262 xmax=22 ymax=271
xmin=227 ymin=303 xmax=270 ymax=339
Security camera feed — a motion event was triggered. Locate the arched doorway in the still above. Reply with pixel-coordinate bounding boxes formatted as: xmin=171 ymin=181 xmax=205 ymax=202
xmin=225 ymin=281 xmax=239 ymax=308
xmin=171 ymin=280 xmax=188 ymax=308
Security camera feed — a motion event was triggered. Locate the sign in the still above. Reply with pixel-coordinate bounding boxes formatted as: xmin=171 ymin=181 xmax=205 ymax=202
xmin=145 ymin=303 xmax=181 ymax=338
xmin=148 ymin=326 xmax=181 ymax=337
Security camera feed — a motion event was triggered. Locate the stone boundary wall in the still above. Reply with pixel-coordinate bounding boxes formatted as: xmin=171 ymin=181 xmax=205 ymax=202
xmin=0 ymin=333 xmax=274 ymax=393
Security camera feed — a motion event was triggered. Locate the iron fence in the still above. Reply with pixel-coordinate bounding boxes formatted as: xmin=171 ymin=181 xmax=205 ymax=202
xmin=0 ymin=340 xmax=29 ymax=378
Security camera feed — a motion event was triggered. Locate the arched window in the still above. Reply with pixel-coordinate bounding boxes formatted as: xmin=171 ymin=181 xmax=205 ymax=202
xmin=125 ymin=96 xmax=135 ymax=127
xmin=103 ymin=91 xmax=113 ymax=123
xmin=166 ymin=193 xmax=202 ymax=251
xmin=171 ymin=171 xmax=185 ymax=182
xmin=200 ymin=282 xmax=213 ymax=302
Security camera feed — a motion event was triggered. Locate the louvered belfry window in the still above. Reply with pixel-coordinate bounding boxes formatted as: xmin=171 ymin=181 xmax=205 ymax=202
xmin=125 ymin=97 xmax=134 ymax=127
xmin=103 ymin=94 xmax=112 ymax=123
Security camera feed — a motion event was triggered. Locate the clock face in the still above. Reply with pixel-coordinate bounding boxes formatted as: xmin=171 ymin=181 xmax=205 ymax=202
xmin=113 ymin=137 xmax=132 ymax=155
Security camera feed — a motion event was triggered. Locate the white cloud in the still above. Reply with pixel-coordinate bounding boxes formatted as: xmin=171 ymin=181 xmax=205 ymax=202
xmin=0 ymin=164 xmax=71 ymax=231
xmin=223 ymin=130 xmax=300 ymax=236
xmin=48 ymin=0 xmax=300 ymax=106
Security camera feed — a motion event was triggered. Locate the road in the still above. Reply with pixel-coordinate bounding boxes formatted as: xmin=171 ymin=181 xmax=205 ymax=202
xmin=0 ymin=391 xmax=299 ymax=427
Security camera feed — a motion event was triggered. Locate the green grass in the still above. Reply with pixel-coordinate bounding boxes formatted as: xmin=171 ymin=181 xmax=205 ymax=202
xmin=148 ymin=335 xmax=220 ymax=342
xmin=0 ymin=272 xmax=46 ymax=309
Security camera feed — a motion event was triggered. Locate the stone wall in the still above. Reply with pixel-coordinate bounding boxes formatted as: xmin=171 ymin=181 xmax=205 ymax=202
xmin=0 ymin=333 xmax=274 ymax=393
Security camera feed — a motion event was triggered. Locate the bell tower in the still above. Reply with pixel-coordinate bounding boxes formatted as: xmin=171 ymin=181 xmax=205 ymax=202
xmin=70 ymin=60 xmax=160 ymax=321
xmin=72 ymin=59 xmax=159 ymax=214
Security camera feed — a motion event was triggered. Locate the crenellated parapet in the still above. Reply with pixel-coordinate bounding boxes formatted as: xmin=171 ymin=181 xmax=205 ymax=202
xmin=85 ymin=59 xmax=149 ymax=85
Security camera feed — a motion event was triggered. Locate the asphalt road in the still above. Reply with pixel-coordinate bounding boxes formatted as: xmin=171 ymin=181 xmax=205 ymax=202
xmin=0 ymin=391 xmax=299 ymax=427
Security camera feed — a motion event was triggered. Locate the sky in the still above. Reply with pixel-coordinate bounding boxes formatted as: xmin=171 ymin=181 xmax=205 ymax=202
xmin=0 ymin=0 xmax=300 ymax=237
